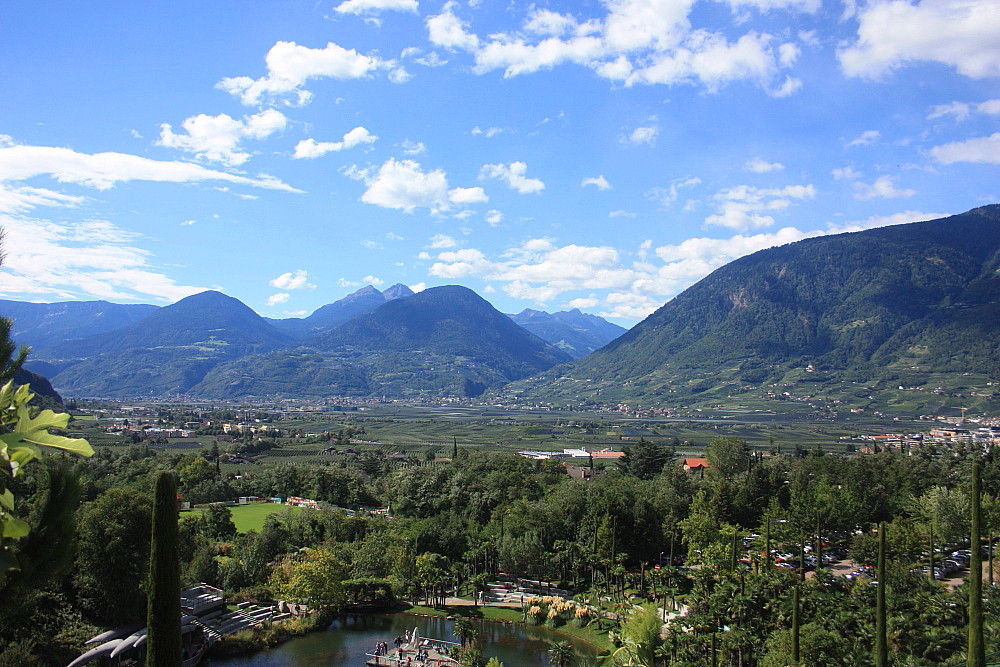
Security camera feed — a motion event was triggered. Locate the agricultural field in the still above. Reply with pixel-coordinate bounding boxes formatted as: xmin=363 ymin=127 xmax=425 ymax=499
xmin=68 ymin=400 xmax=928 ymax=471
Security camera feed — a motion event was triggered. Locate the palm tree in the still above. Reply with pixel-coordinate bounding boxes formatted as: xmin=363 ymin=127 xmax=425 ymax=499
xmin=453 ymin=616 xmax=478 ymax=648
xmin=548 ymin=640 xmax=575 ymax=667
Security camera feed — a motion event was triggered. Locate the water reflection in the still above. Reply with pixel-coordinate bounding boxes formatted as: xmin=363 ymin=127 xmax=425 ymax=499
xmin=205 ymin=613 xmax=601 ymax=666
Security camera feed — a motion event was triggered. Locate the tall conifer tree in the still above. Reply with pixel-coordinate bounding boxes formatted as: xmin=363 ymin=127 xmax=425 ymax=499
xmin=969 ymin=461 xmax=985 ymax=667
xmin=875 ymin=522 xmax=888 ymax=667
xmin=147 ymin=471 xmax=181 ymax=666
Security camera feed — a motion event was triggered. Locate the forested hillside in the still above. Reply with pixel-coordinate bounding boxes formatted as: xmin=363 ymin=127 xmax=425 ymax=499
xmin=514 ymin=205 xmax=1000 ymax=413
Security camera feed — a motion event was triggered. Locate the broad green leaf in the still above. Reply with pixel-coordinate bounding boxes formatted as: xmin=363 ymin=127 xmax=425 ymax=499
xmin=0 ymin=489 xmax=12 ymax=512
xmin=20 ymin=432 xmax=92 ymax=457
xmin=9 ymin=444 xmax=41 ymax=464
xmin=2 ymin=516 xmax=29 ymax=539
xmin=11 ymin=404 xmax=93 ymax=457
xmin=15 ymin=404 xmax=70 ymax=433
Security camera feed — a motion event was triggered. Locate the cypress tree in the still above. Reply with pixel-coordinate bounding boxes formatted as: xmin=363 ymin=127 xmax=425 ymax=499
xmin=792 ymin=585 xmax=800 ymax=666
xmin=764 ymin=521 xmax=771 ymax=572
xmin=147 ymin=471 xmax=181 ymax=666
xmin=969 ymin=461 xmax=985 ymax=667
xmin=875 ymin=522 xmax=888 ymax=667
xmin=730 ymin=530 xmax=739 ymax=572
xmin=929 ymin=520 xmax=935 ymax=582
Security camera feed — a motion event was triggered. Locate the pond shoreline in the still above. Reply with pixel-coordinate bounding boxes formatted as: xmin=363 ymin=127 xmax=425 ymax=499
xmin=205 ymin=606 xmax=607 ymax=665
xmin=401 ymin=605 xmax=612 ymax=654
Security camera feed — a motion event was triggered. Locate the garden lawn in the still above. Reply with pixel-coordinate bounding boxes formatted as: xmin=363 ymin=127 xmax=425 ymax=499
xmin=182 ymin=502 xmax=303 ymax=533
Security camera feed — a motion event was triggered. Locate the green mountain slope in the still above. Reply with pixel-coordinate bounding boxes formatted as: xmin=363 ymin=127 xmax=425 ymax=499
xmin=0 ymin=299 xmax=159 ymax=354
xmin=509 ymin=308 xmax=627 ymax=358
xmin=48 ymin=291 xmax=293 ymax=397
xmin=510 ymin=205 xmax=1000 ymax=414
xmin=194 ymin=285 xmax=572 ymax=398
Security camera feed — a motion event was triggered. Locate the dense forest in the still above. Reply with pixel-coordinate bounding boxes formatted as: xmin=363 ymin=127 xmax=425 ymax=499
xmin=4 ymin=428 xmax=1000 ymax=666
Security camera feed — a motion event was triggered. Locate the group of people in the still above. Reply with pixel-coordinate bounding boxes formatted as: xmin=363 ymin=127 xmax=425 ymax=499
xmin=368 ymin=636 xmax=447 ymax=667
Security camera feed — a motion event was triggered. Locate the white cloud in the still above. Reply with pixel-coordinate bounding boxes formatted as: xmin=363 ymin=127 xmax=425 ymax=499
xmin=705 ymin=183 xmax=816 ymax=230
xmin=853 ymin=175 xmax=917 ymax=200
xmin=293 ymin=127 xmax=377 ymax=159
xmin=471 ymin=126 xmax=505 ymax=137
xmin=157 ymin=109 xmax=287 ymax=166
xmin=218 ymin=41 xmax=395 ymax=106
xmin=419 ymin=0 xmax=802 ymax=95
xmin=623 ymin=31 xmax=783 ymax=92
xmin=448 ymin=186 xmax=489 ymax=204
xmin=930 ymin=133 xmax=1000 ymax=164
xmin=355 ymin=158 xmax=477 ymax=213
xmin=744 ymin=157 xmax=784 ymax=173
xmin=624 ymin=124 xmax=658 ymax=146
xmin=363 ymin=274 xmax=384 ymax=286
xmin=0 ymin=144 xmax=300 ymax=192
xmin=400 ymin=140 xmax=426 ymax=155
xmin=778 ymin=42 xmax=801 ymax=66
xmin=266 ymin=292 xmax=290 ymax=306
xmin=180 ymin=219 xmax=195 ymax=226
xmin=847 ymin=130 xmax=880 ymax=147
xmin=0 ymin=183 xmax=85 ymax=214
xmin=609 ymin=210 xmax=637 ymax=218
xmin=723 ymin=0 xmax=819 ymax=12
xmin=771 ymin=75 xmax=802 ymax=97
xmin=839 ymin=0 xmax=1000 ymax=80
xmin=269 ymin=269 xmax=316 ymax=290
xmin=480 ymin=161 xmax=544 ymax=193
xmin=427 ymin=2 xmax=480 ymax=51
xmin=409 ymin=282 xmax=426 ymax=292
xmin=927 ymin=101 xmax=972 ymax=121
xmin=603 ymin=0 xmax=694 ymax=53
xmin=645 ymin=175 xmax=701 ymax=207
xmin=568 ymin=297 xmax=600 ymax=308
xmin=832 ymin=166 xmax=862 ymax=180
xmin=401 ymin=47 xmax=448 ymax=68
xmin=386 ymin=232 xmax=404 ymax=241
xmin=429 ymin=247 xmax=494 ymax=278
xmin=979 ymin=99 xmax=1000 ymax=115
xmin=474 ymin=33 xmax=605 ymax=78
xmin=581 ymin=175 xmax=611 ymax=190
xmin=334 ymin=0 xmax=418 ymax=15
xmin=485 ymin=209 xmax=503 ymax=226
xmin=524 ymin=9 xmax=582 ymax=37
xmin=0 ymin=217 xmax=206 ymax=303
xmin=427 ymin=234 xmax=457 ymax=248
xmin=338 ymin=277 xmax=360 ymax=287
xmin=388 ymin=67 xmax=412 ymax=83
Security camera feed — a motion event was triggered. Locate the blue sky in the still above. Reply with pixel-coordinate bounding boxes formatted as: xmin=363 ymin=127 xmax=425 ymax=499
xmin=0 ymin=0 xmax=997 ymax=325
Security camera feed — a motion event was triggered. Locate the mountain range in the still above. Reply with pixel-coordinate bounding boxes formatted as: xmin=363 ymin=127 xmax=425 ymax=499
xmin=510 ymin=204 xmax=1000 ymax=414
xmin=8 ymin=283 xmax=612 ymax=399
xmin=194 ymin=285 xmax=572 ymax=398
xmin=5 ymin=205 xmax=999 ymax=411
xmin=509 ymin=308 xmax=626 ymax=359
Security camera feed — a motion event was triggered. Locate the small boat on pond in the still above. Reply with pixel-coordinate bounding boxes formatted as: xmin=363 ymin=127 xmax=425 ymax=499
xmin=365 ymin=627 xmax=460 ymax=666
